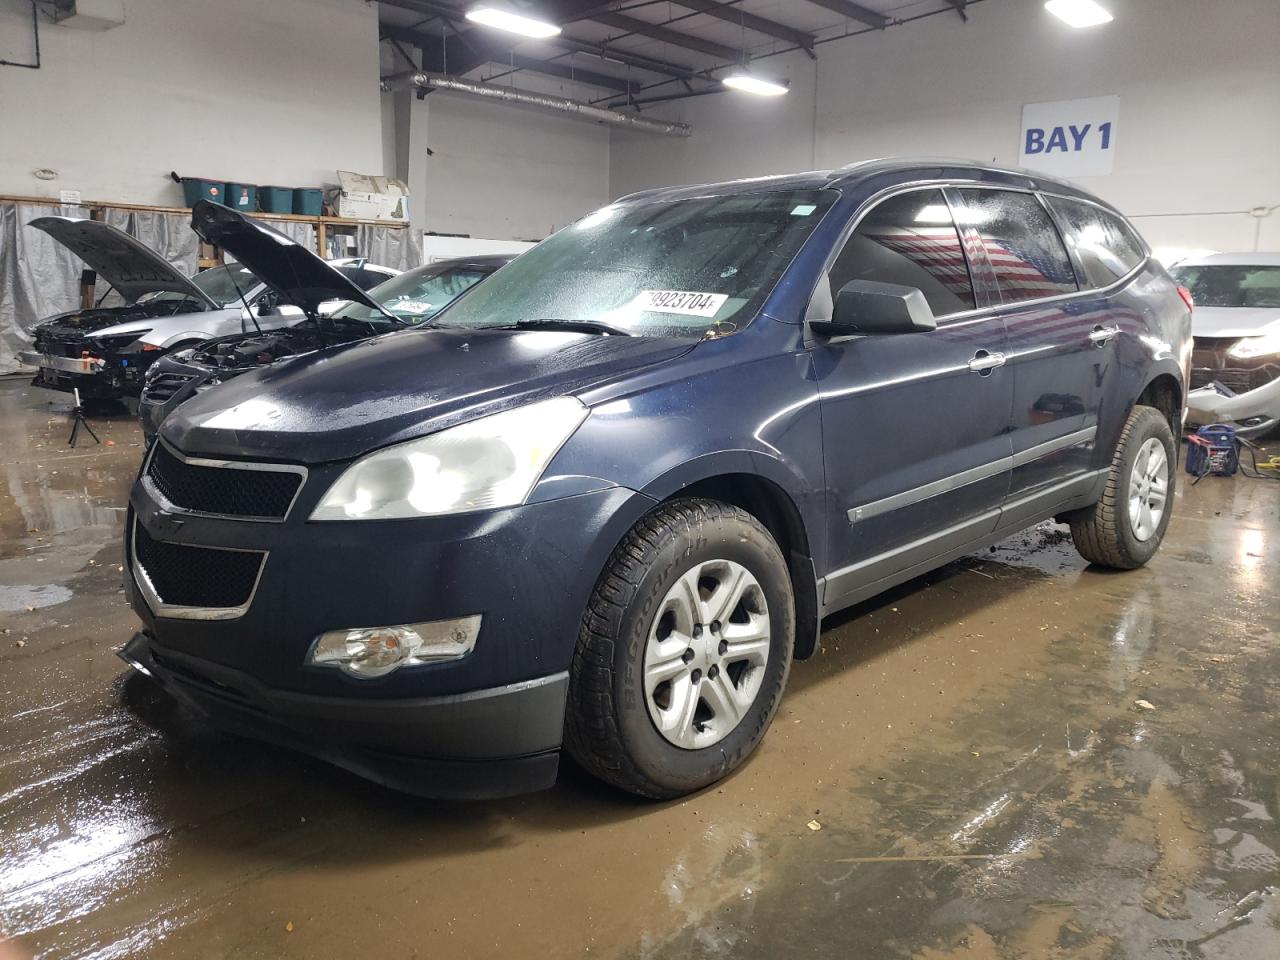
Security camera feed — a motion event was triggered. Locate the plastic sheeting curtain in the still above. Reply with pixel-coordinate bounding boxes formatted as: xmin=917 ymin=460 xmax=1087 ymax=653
xmin=355 ymin=223 xmax=422 ymax=271
xmin=0 ymin=202 xmax=86 ymax=375
xmin=271 ymin=219 xmax=316 ymax=255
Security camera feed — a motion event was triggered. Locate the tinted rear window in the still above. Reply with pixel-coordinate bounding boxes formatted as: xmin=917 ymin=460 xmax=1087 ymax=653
xmin=1046 ymin=197 xmax=1146 ymax=288
xmin=952 ymin=189 xmax=1078 ymax=304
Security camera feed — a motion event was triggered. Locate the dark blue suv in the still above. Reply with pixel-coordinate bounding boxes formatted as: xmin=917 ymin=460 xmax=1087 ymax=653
xmin=122 ymin=159 xmax=1191 ymax=799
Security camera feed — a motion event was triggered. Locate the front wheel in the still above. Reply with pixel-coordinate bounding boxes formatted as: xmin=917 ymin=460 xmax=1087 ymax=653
xmin=1069 ymin=404 xmax=1176 ymax=569
xmin=564 ymin=499 xmax=794 ymax=799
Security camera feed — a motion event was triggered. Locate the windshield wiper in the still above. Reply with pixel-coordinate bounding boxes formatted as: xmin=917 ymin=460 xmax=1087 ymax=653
xmin=507 ymin=318 xmax=633 ymax=337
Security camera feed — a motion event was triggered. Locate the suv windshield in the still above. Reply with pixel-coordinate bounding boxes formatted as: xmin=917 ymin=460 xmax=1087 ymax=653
xmin=1171 ymin=264 xmax=1280 ymax=309
xmin=433 ymin=189 xmax=837 ymax=338
xmin=139 ymin=263 xmax=261 ymax=308
xmin=332 ymin=265 xmax=493 ymax=325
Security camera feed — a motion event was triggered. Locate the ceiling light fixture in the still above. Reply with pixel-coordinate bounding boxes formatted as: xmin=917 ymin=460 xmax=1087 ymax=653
xmin=1044 ymin=0 xmax=1114 ymax=28
xmin=465 ymin=4 xmax=562 ymax=39
xmin=721 ymin=72 xmax=789 ymax=97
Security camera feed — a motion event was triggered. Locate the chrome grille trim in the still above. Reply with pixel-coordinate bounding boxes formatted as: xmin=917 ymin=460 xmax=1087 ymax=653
xmin=142 ymin=438 xmax=308 ymax=523
xmin=130 ymin=518 xmax=268 ymax=621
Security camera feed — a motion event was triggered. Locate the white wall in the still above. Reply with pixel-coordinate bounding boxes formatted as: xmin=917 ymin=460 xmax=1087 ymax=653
xmin=0 ymin=0 xmax=385 ymax=206
xmin=392 ymin=87 xmax=611 ymax=242
xmin=608 ymin=0 xmax=1280 ymax=255
xmin=609 ymin=48 xmax=818 ymax=199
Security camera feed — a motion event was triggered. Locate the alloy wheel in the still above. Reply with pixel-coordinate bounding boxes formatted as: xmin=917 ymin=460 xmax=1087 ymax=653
xmin=1128 ymin=437 xmax=1169 ymax=542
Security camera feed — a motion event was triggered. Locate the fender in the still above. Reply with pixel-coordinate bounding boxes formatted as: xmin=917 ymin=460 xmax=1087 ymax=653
xmin=154 ymin=332 xmax=212 ymax=350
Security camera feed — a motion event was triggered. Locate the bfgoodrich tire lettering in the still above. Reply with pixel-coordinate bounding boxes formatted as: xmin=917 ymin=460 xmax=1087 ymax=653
xmin=565 ymin=498 xmax=794 ymax=799
xmin=1069 ymin=404 xmax=1176 ymax=569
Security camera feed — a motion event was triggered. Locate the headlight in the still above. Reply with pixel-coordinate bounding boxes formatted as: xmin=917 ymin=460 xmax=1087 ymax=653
xmin=1228 ymin=331 xmax=1280 ymax=360
xmin=91 ymin=330 xmax=151 ymax=353
xmin=310 ymin=396 xmax=588 ymax=520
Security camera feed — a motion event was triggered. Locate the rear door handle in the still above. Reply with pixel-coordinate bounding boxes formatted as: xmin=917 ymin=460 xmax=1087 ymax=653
xmin=1089 ymin=324 xmax=1120 ymax=346
xmin=968 ymin=350 xmax=1006 ymax=375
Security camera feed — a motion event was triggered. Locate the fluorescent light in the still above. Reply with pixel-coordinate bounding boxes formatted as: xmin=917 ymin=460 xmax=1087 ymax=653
xmin=465 ymin=4 xmax=561 ymax=39
xmin=721 ymin=72 xmax=789 ymax=97
xmin=1044 ymin=0 xmax=1113 ymax=28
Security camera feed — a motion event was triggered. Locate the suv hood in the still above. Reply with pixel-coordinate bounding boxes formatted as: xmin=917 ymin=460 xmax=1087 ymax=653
xmin=190 ymin=201 xmax=380 ymax=317
xmin=161 ymin=327 xmax=696 ymax=463
xmin=29 ymin=217 xmax=216 ymax=307
xmin=1191 ymin=306 xmax=1280 ymax=339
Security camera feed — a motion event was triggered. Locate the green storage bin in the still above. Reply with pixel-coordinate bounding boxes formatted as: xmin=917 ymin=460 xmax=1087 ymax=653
xmin=225 ymin=182 xmax=257 ymax=211
xmin=180 ymin=177 xmax=225 ymax=207
xmin=293 ymin=188 xmax=323 ymax=217
xmin=258 ymin=186 xmax=294 ymax=213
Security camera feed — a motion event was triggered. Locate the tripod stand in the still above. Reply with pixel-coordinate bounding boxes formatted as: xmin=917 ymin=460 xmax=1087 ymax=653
xmin=67 ymin=387 xmax=100 ymax=448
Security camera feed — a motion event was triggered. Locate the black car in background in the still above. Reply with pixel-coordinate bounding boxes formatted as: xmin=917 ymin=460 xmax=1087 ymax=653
xmin=138 ymin=203 xmax=513 ymax=438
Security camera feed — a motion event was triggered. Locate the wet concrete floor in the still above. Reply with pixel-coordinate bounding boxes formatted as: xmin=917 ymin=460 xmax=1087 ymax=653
xmin=1 ymin=377 xmax=1278 ymax=959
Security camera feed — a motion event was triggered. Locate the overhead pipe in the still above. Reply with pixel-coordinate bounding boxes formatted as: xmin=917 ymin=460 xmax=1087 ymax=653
xmin=384 ymin=71 xmax=692 ymax=138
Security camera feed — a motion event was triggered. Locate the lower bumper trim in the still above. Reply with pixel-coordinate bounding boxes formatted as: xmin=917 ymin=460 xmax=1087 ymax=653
xmin=121 ymin=632 xmax=567 ymax=799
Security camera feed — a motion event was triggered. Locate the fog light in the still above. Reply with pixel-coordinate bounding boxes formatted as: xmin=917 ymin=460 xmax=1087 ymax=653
xmin=307 ymin=616 xmax=481 ymax=678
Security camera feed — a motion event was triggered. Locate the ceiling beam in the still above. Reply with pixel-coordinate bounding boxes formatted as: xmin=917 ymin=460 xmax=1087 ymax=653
xmin=542 ymin=0 xmax=618 ymax=19
xmin=381 ymin=23 xmax=639 ymax=92
xmin=801 ymin=0 xmax=889 ymax=29
xmin=554 ymin=36 xmax=701 ymax=82
xmin=591 ymin=11 xmax=747 ymax=62
xmin=669 ymin=1 xmax=816 ymax=50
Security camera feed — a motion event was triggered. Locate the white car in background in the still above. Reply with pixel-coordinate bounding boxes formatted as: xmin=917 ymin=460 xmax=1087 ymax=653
xmin=1171 ymin=252 xmax=1280 ymax=437
xmin=18 ymin=216 xmax=397 ymax=400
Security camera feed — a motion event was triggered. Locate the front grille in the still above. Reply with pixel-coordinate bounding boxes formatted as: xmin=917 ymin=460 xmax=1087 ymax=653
xmin=133 ymin=522 xmax=264 ymax=610
xmin=146 ymin=442 xmax=303 ymax=520
xmin=35 ymin=332 xmax=88 ymax=358
xmin=142 ymin=373 xmax=195 ymax=402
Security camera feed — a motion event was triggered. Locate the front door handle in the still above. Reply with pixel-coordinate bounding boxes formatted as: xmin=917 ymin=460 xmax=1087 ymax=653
xmin=1089 ymin=324 xmax=1120 ymax=346
xmin=968 ymin=350 xmax=1006 ymax=375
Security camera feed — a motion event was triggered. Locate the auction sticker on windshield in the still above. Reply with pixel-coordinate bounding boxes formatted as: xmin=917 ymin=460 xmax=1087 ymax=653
xmin=632 ymin=290 xmax=729 ymax=317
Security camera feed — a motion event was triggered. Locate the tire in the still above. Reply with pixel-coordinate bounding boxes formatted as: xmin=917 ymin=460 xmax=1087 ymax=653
xmin=564 ymin=499 xmax=795 ymax=799
xmin=1069 ymin=404 xmax=1176 ymax=569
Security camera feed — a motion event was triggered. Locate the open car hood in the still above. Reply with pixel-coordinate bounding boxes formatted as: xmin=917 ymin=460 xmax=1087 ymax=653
xmin=190 ymin=201 xmax=381 ymax=317
xmin=28 ymin=217 xmax=217 ymax=307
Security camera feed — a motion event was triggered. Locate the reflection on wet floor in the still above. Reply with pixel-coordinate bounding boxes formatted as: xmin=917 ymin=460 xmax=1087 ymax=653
xmin=0 ymin=379 xmax=1277 ymax=960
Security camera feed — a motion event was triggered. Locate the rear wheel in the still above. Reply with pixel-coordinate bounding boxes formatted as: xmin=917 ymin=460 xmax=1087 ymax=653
xmin=565 ymin=499 xmax=794 ymax=799
xmin=1069 ymin=404 xmax=1175 ymax=569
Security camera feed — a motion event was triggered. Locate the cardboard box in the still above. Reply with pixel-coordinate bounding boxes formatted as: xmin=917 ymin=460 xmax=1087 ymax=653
xmin=330 ymin=171 xmax=410 ymax=221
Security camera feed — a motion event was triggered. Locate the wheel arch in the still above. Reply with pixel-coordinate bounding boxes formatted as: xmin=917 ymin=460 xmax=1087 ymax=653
xmin=157 ymin=332 xmax=212 ymax=350
xmin=1133 ymin=372 xmax=1183 ymax=438
xmin=644 ymin=467 xmax=822 ymax=662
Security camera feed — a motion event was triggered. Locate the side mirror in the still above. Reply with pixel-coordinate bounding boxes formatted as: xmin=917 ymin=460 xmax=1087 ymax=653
xmin=812 ymin=279 xmax=937 ymax=337
xmin=256 ymin=295 xmax=275 ymax=318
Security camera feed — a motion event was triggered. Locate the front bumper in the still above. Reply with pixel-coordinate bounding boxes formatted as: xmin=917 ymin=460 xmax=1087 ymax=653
xmin=17 ymin=349 xmax=105 ymax=376
xmin=20 ymin=347 xmax=145 ymax=398
xmin=125 ymin=454 xmax=652 ymax=793
xmin=121 ymin=632 xmax=566 ymax=798
xmin=1186 ymin=380 xmax=1280 ymax=438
